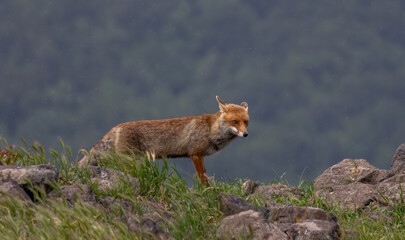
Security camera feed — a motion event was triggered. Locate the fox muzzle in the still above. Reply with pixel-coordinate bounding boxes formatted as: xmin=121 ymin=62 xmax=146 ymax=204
xmin=230 ymin=126 xmax=248 ymax=138
xmin=237 ymin=131 xmax=248 ymax=138
xmin=238 ymin=131 xmax=248 ymax=137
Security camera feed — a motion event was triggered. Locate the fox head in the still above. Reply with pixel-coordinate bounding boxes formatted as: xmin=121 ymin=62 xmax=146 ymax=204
xmin=216 ymin=96 xmax=249 ymax=138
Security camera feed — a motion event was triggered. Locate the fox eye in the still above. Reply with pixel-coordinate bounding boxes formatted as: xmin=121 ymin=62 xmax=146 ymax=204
xmin=244 ymin=121 xmax=249 ymax=126
xmin=231 ymin=120 xmax=238 ymax=124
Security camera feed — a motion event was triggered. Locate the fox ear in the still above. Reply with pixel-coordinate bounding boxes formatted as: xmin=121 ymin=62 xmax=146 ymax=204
xmin=240 ymin=102 xmax=248 ymax=111
xmin=216 ymin=96 xmax=227 ymax=112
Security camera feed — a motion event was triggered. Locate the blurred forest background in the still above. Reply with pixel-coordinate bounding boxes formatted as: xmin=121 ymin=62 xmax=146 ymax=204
xmin=1 ymin=0 xmax=405 ymax=184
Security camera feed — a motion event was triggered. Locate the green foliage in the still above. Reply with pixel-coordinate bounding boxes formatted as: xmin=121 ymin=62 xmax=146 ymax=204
xmin=2 ymin=139 xmax=405 ymax=239
xmin=1 ymin=1 xmax=405 ymax=185
xmin=98 ymin=152 xmax=223 ymax=238
xmin=0 ymin=139 xmax=225 ymax=239
xmin=0 ymin=197 xmax=138 ymax=240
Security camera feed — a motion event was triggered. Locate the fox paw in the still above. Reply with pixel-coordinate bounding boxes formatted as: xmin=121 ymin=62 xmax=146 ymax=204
xmin=203 ymin=173 xmax=215 ymax=187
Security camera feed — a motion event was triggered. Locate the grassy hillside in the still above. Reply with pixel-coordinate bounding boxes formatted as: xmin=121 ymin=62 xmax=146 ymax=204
xmin=0 ymin=138 xmax=404 ymax=239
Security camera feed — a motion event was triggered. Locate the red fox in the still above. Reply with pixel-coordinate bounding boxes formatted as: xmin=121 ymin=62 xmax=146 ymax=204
xmin=78 ymin=96 xmax=249 ymax=185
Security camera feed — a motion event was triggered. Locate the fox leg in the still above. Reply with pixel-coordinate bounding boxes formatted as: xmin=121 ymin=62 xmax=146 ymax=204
xmin=146 ymin=151 xmax=156 ymax=162
xmin=78 ymin=131 xmax=117 ymax=167
xmin=191 ymin=155 xmax=208 ymax=186
xmin=77 ymin=146 xmax=105 ymax=167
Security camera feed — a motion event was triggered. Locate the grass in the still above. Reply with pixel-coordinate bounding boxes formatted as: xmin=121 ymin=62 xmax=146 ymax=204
xmin=0 ymin=137 xmax=405 ymax=239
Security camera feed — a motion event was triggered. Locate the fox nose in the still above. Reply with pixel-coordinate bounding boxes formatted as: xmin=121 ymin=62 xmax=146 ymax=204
xmin=243 ymin=132 xmax=248 ymax=137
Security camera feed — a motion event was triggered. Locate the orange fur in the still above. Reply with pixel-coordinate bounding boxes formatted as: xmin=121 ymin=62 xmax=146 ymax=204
xmin=78 ymin=96 xmax=249 ymax=185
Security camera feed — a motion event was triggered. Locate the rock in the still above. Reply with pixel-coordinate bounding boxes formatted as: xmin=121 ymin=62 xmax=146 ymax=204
xmin=267 ymin=205 xmax=341 ymax=239
xmin=219 ymin=192 xmax=267 ymax=217
xmin=357 ymin=169 xmax=393 ymax=185
xmin=127 ymin=215 xmax=172 ymax=240
xmin=316 ymin=182 xmax=377 ymax=210
xmin=376 ymin=179 xmax=405 ymax=205
xmin=285 ymin=219 xmax=341 ymax=240
xmin=314 ymin=158 xmax=398 ymax=210
xmin=49 ymin=184 xmax=96 ymax=205
xmin=391 ymin=144 xmax=405 ymax=174
xmin=241 ymin=179 xmax=259 ymax=196
xmin=0 ymin=181 xmax=31 ymax=201
xmin=0 ymin=164 xmax=58 ymax=186
xmin=101 ymin=197 xmax=173 ymax=225
xmin=89 ymin=166 xmax=140 ymax=194
xmin=253 ymin=184 xmax=304 ymax=201
xmin=268 ymin=205 xmax=337 ymax=224
xmin=100 ymin=197 xmax=137 ymax=213
xmin=216 ymin=210 xmax=288 ymax=240
xmin=314 ymin=159 xmax=390 ymax=189
xmin=137 ymin=201 xmax=173 ymax=225
xmin=363 ymin=205 xmax=394 ymax=224
xmin=379 ymin=173 xmax=405 ymax=184
xmin=265 ymin=199 xmax=287 ymax=210
xmin=0 ymin=164 xmax=58 ymax=200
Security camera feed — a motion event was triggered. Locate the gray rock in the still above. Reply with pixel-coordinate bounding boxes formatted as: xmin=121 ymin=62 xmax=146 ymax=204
xmin=285 ymin=219 xmax=341 ymax=240
xmin=379 ymin=173 xmax=405 ymax=184
xmin=219 ymin=192 xmax=267 ymax=217
xmin=376 ymin=180 xmax=405 ymax=205
xmin=316 ymin=182 xmax=377 ymax=211
xmin=363 ymin=205 xmax=394 ymax=224
xmin=0 ymin=164 xmax=58 ymax=186
xmin=0 ymin=181 xmax=31 ymax=201
xmin=268 ymin=205 xmax=337 ymax=224
xmin=313 ymin=158 xmax=400 ymax=210
xmin=89 ymin=166 xmax=140 ymax=194
xmin=266 ymin=205 xmax=341 ymax=239
xmin=138 ymin=201 xmax=173 ymax=225
xmin=49 ymin=184 xmax=96 ymax=205
xmin=0 ymin=164 xmax=58 ymax=200
xmin=391 ymin=144 xmax=405 ymax=174
xmin=127 ymin=215 xmax=172 ymax=240
xmin=100 ymin=197 xmax=138 ymax=213
xmin=217 ymin=210 xmax=288 ymax=240
xmin=315 ymin=159 xmax=390 ymax=189
xmin=101 ymin=197 xmax=173 ymax=225
xmin=253 ymin=184 xmax=304 ymax=201
xmin=357 ymin=169 xmax=393 ymax=185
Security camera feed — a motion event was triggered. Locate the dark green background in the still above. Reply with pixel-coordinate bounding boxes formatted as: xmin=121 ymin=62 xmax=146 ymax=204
xmin=1 ymin=1 xmax=405 ymax=183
